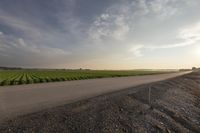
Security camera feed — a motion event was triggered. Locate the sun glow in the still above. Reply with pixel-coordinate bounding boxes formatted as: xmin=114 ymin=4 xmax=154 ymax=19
xmin=195 ymin=46 xmax=200 ymax=57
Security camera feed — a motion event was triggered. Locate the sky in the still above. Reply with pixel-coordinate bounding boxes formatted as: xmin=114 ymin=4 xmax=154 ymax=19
xmin=0 ymin=0 xmax=200 ymax=69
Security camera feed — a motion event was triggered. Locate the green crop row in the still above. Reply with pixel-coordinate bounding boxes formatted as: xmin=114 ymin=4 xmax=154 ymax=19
xmin=0 ymin=70 xmax=174 ymax=86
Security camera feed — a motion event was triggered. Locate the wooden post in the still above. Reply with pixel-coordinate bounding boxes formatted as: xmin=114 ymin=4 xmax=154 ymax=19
xmin=148 ymin=86 xmax=151 ymax=105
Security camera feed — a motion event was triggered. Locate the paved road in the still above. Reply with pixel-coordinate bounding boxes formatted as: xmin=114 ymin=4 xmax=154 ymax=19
xmin=0 ymin=72 xmax=190 ymax=121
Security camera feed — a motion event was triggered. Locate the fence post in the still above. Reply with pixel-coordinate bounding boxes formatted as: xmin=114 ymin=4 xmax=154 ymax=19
xmin=148 ymin=86 xmax=151 ymax=105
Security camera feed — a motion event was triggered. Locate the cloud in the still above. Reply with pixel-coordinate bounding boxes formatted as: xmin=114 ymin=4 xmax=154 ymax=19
xmin=0 ymin=0 xmax=85 ymax=48
xmin=18 ymin=38 xmax=27 ymax=47
xmin=88 ymin=0 xmax=197 ymax=58
xmin=146 ymin=21 xmax=200 ymax=49
xmin=129 ymin=45 xmax=144 ymax=57
xmin=89 ymin=13 xmax=129 ymax=41
xmin=0 ymin=32 xmax=71 ymax=67
xmin=179 ymin=22 xmax=200 ymax=41
xmin=0 ymin=0 xmax=200 ymax=68
xmin=0 ymin=1 xmax=83 ymax=67
xmin=88 ymin=0 xmax=190 ymax=43
xmin=127 ymin=20 xmax=200 ymax=57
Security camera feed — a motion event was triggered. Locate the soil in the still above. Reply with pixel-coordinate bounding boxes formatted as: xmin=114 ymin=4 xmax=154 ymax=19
xmin=0 ymin=71 xmax=200 ymax=133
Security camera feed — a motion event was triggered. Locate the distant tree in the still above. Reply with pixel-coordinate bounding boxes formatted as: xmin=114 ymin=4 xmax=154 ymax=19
xmin=192 ymin=67 xmax=197 ymax=70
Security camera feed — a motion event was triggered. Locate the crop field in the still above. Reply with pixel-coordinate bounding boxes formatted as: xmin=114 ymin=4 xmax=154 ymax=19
xmin=0 ymin=70 xmax=173 ymax=86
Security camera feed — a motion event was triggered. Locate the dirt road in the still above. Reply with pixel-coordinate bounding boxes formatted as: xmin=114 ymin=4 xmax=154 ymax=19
xmin=0 ymin=72 xmax=189 ymax=121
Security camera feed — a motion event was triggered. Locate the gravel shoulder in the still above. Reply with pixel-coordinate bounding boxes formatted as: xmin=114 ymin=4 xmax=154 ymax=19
xmin=0 ymin=71 xmax=200 ymax=133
